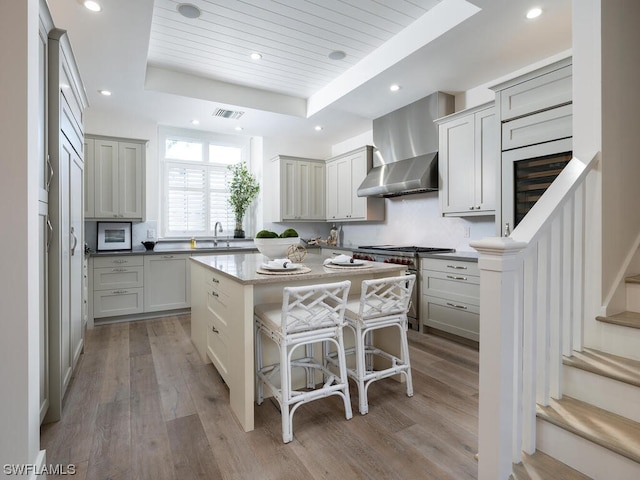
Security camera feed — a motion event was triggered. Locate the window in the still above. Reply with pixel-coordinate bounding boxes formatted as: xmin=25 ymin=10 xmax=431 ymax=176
xmin=160 ymin=128 xmax=249 ymax=238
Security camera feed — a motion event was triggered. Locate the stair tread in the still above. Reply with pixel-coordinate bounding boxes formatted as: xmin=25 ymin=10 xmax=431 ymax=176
xmin=537 ymin=396 xmax=640 ymax=464
xmin=564 ymin=347 xmax=640 ymax=388
xmin=625 ymin=274 xmax=640 ymax=284
xmin=511 ymin=451 xmax=592 ymax=480
xmin=596 ymin=310 xmax=640 ymax=329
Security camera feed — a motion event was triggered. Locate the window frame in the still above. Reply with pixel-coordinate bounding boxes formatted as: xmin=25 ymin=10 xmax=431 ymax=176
xmin=159 ymin=127 xmax=252 ymax=239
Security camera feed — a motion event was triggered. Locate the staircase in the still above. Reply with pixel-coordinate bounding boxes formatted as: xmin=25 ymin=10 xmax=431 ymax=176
xmin=471 ymin=155 xmax=640 ymax=479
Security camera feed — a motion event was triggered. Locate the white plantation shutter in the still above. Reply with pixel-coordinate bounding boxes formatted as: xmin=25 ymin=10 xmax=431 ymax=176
xmin=160 ymin=129 xmax=247 ymax=238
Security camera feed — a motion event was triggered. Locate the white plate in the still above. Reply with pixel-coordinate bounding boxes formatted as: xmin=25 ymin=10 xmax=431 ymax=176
xmin=330 ymin=260 xmax=365 ymax=266
xmin=261 ymin=263 xmax=303 ymax=271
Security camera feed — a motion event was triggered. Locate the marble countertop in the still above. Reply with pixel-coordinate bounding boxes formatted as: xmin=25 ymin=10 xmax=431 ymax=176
xmin=190 ymin=252 xmax=407 ymax=285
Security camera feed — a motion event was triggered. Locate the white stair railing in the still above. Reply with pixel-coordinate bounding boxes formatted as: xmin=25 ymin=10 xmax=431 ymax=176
xmin=470 ymin=154 xmax=598 ymax=480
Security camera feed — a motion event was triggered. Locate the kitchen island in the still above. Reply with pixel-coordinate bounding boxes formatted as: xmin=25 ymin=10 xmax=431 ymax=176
xmin=189 ymin=252 xmax=406 ymax=432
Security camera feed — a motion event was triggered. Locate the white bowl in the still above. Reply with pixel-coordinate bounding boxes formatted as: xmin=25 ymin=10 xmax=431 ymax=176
xmin=254 ymin=237 xmax=300 ymax=259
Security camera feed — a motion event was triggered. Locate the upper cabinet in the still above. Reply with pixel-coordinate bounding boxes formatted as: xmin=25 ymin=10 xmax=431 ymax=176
xmin=85 ymin=135 xmax=146 ymax=221
xmin=325 ymin=146 xmax=384 ymax=222
xmin=436 ymin=103 xmax=498 ymax=216
xmin=265 ymin=155 xmax=325 ymax=222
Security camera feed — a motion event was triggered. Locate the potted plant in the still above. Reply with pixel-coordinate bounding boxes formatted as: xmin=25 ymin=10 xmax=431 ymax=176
xmin=228 ymin=162 xmax=260 ymax=238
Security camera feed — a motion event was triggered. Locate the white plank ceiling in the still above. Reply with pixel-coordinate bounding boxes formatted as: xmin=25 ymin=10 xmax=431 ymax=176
xmin=148 ymin=0 xmax=443 ymax=98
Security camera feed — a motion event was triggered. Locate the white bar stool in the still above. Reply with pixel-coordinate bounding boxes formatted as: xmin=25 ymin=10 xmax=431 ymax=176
xmin=326 ymin=274 xmax=416 ymax=415
xmin=254 ymin=280 xmax=352 ymax=443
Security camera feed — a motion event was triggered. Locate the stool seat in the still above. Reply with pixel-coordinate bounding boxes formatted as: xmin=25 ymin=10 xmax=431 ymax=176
xmin=255 ymin=280 xmax=353 ymax=443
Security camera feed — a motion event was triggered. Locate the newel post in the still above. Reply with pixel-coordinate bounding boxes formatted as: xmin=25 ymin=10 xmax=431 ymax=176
xmin=470 ymin=237 xmax=528 ymax=480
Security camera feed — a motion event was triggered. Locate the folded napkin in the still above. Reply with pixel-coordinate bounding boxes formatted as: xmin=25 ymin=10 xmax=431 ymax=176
xmin=324 ymin=254 xmax=353 ymax=265
xmin=266 ymin=258 xmax=292 ymax=268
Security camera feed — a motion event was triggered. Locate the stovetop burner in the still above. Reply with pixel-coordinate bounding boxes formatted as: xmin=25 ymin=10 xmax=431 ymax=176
xmin=357 ymin=245 xmax=455 ymax=254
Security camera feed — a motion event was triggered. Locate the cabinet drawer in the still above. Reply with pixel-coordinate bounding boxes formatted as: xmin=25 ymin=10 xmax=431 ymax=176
xmin=420 ymin=295 xmax=479 ymax=341
xmin=93 ymin=255 xmax=144 ymax=268
xmin=93 ymin=287 xmax=144 ymax=318
xmin=204 ymin=272 xmax=233 ymax=295
xmin=422 ymin=258 xmax=479 ymax=276
xmin=500 ymin=64 xmax=572 ymax=121
xmin=93 ymin=265 xmax=144 ymax=290
xmin=502 ymin=104 xmax=572 ymax=151
xmin=206 ymin=288 xmax=231 ymax=330
xmin=422 ymin=270 xmax=479 ymax=306
xmin=207 ymin=314 xmax=230 ymax=383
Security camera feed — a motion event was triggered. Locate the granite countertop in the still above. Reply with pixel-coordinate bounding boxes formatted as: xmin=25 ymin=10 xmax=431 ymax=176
xmin=190 ymin=252 xmax=406 ymax=285
xmin=89 ymin=240 xmax=259 ymax=257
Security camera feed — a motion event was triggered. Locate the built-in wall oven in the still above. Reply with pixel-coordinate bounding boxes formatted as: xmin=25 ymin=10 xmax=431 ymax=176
xmin=353 ymin=246 xmax=455 ymax=330
xmin=501 ymin=137 xmax=572 ymax=235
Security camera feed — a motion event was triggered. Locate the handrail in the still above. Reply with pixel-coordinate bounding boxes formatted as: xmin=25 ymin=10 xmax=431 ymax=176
xmin=470 ymin=153 xmax=599 ymax=480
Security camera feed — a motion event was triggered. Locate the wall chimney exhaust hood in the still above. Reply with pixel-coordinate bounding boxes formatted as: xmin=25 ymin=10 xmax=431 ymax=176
xmin=357 ymin=91 xmax=454 ymax=198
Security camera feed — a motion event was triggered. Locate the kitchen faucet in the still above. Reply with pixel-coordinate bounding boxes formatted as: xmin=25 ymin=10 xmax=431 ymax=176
xmin=213 ymin=221 xmax=223 ymax=247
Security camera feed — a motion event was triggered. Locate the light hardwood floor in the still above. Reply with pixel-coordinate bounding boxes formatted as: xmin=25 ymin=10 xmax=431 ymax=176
xmin=42 ymin=315 xmax=483 ymax=479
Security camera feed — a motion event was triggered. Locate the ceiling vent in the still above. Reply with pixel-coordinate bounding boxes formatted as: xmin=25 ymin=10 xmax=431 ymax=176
xmin=213 ymin=108 xmax=244 ymax=120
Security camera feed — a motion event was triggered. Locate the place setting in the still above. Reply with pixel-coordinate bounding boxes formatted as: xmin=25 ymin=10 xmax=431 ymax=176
xmin=323 ymin=254 xmax=372 ymax=270
xmin=256 ymin=258 xmax=311 ymax=275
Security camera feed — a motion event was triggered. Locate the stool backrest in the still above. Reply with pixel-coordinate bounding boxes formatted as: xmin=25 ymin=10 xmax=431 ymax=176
xmin=281 ymin=280 xmax=351 ymax=334
xmin=358 ymin=274 xmax=416 ymax=320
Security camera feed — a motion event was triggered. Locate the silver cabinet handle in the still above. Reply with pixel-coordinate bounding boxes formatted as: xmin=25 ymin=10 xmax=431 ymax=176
xmin=211 ymin=325 xmax=219 ymax=334
xmin=210 ymin=291 xmax=219 ymax=297
xmin=446 ymin=264 xmax=467 ymax=270
xmin=504 ymin=222 xmax=511 ymax=237
xmin=446 ymin=275 xmax=468 ymax=281
xmin=46 ymin=154 xmax=54 ymax=192
xmin=162 ymin=255 xmax=174 ymax=259
xmin=70 ymin=226 xmax=78 ymax=256
xmin=446 ymin=302 xmax=468 ymax=310
xmin=112 ymin=290 xmax=129 ymax=295
xmin=114 ymin=259 xmax=128 ymax=264
xmin=46 ymin=217 xmax=53 ymax=252
xmin=211 ymin=277 xmax=220 ymax=284
xmin=112 ymin=268 xmax=128 ymax=272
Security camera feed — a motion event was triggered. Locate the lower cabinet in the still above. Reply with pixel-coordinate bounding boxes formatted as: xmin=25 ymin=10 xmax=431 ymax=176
xmin=420 ymin=257 xmax=480 ymax=342
xmin=92 ymin=255 xmax=144 ymax=318
xmin=144 ymin=254 xmax=191 ymax=312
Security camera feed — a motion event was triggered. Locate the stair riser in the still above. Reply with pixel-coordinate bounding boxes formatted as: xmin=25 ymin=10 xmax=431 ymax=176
xmin=563 ymin=365 xmax=640 ymax=422
xmin=627 ymin=283 xmax=640 ymax=312
xmin=537 ymin=419 xmax=640 ymax=479
xmin=590 ymin=322 xmax=640 ymax=361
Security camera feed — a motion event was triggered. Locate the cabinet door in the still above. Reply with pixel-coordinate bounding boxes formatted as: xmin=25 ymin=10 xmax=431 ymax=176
xmin=349 ymin=151 xmax=367 ymax=219
xmin=144 ymin=254 xmax=190 ymax=312
xmin=325 ymin=160 xmax=339 ymax=220
xmin=296 ymin=161 xmax=311 ymax=219
xmin=335 ymin=158 xmax=352 ymax=219
xmin=474 ymin=108 xmax=498 ymax=212
xmin=307 ymin=162 xmax=325 ymax=220
xmin=440 ymin=116 xmax=475 ymax=214
xmin=93 ymin=139 xmax=119 ymax=218
xmin=280 ymin=158 xmax=297 ymax=220
xmin=84 ymin=138 xmax=94 ymax=218
xmin=69 ymin=152 xmax=84 ymax=370
xmin=119 ymin=142 xmax=144 ymax=219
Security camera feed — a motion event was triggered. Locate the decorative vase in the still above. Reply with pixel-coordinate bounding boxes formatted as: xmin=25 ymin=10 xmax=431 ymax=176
xmin=234 ymin=216 xmax=245 ymax=238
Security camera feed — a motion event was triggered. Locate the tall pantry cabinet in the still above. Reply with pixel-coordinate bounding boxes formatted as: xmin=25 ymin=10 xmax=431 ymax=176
xmin=44 ymin=21 xmax=88 ymax=423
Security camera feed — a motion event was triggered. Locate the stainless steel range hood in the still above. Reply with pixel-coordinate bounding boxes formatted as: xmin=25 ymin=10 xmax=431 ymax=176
xmin=357 ymin=92 xmax=454 ymax=197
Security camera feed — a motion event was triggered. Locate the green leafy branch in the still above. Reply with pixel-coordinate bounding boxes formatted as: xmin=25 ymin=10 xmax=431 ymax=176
xmin=227 ymin=162 xmax=260 ymax=221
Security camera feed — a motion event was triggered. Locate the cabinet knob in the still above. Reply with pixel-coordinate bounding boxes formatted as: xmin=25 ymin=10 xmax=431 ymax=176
xmin=469 ymin=206 xmax=474 ymax=210
xmin=210 ymin=291 xmax=219 ymax=297
xmin=211 ymin=325 xmax=219 ymax=334
xmin=211 ymin=277 xmax=220 ymax=284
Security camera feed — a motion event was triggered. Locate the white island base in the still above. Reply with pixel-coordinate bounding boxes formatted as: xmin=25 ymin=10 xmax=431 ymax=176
xmin=189 ymin=253 xmax=407 ymax=432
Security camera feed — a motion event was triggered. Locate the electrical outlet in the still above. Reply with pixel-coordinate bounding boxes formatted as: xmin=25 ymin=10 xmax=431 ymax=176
xmin=147 ymin=229 xmax=156 ymax=239
xmin=463 ymin=226 xmax=470 ymax=238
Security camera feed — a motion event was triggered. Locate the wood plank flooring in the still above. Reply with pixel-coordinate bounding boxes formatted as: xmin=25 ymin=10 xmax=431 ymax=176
xmin=39 ymin=315 xmax=579 ymax=479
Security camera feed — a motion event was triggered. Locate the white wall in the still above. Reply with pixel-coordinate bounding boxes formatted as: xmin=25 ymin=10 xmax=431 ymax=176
xmin=0 ymin=0 xmax=42 ymax=470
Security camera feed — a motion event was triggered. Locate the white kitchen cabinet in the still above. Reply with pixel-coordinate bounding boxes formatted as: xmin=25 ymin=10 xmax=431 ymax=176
xmin=436 ymin=103 xmax=497 ymax=216
xmin=144 ymin=254 xmax=191 ymax=312
xmin=86 ymin=135 xmax=146 ymax=220
xmin=92 ymin=255 xmax=144 ymax=318
xmin=45 ymin=26 xmax=88 ymax=424
xmin=265 ymin=155 xmax=325 ymax=221
xmin=420 ymin=257 xmax=480 ymax=342
xmin=326 ymin=146 xmax=384 ymax=222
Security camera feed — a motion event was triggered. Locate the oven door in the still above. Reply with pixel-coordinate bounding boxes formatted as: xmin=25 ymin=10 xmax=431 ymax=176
xmin=501 ymin=137 xmax=572 ymax=236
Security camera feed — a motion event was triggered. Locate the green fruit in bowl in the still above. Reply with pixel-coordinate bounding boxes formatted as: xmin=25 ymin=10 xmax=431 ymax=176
xmin=256 ymin=230 xmax=279 ymax=238
xmin=280 ymin=228 xmax=298 ymax=238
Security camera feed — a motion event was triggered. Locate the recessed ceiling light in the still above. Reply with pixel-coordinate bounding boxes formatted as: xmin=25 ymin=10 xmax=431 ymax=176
xmin=389 ymin=84 xmax=401 ymax=92
xmin=83 ymin=1 xmax=102 ymax=12
xmin=526 ymin=7 xmax=542 ymax=19
xmin=314 ymin=125 xmax=323 ymax=132
xmin=328 ymin=50 xmax=346 ymax=61
xmin=250 ymin=52 xmax=262 ymax=60
xmin=235 ymin=126 xmax=243 ymax=131
xmin=191 ymin=119 xmax=200 ymax=125
xmin=177 ymin=3 xmax=201 ymax=19
xmin=98 ymin=89 xmax=111 ymax=96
